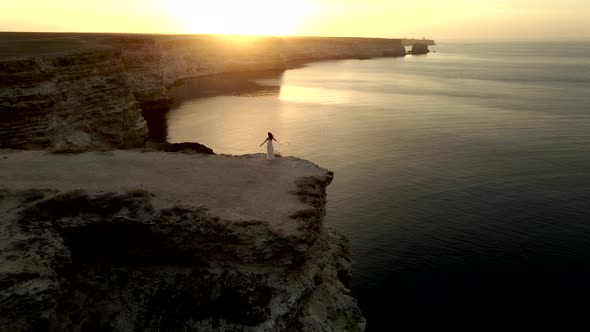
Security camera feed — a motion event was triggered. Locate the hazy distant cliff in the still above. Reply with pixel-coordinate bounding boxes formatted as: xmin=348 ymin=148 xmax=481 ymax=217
xmin=0 ymin=33 xmax=407 ymax=150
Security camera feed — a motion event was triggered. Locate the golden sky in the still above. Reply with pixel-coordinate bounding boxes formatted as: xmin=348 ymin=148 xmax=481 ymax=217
xmin=2 ymin=0 xmax=589 ymax=40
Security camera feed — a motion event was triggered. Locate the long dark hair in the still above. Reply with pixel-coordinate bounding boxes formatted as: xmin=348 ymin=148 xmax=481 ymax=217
xmin=268 ymin=132 xmax=274 ymax=140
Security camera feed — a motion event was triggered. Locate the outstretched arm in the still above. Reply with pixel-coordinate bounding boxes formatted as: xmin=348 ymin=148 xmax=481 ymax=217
xmin=259 ymin=138 xmax=268 ymax=146
xmin=272 ymin=138 xmax=278 ymax=143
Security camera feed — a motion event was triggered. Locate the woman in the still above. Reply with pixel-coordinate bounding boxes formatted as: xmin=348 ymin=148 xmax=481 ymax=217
xmin=260 ymin=132 xmax=278 ymax=160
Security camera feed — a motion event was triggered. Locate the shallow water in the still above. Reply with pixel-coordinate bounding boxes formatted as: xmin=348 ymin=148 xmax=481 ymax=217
xmin=166 ymin=42 xmax=590 ymax=331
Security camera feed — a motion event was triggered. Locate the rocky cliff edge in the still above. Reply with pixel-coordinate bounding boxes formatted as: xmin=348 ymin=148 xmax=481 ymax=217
xmin=0 ymin=150 xmax=365 ymax=331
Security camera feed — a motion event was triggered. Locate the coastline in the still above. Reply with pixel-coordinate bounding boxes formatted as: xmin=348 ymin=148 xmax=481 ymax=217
xmin=0 ymin=32 xmax=410 ymax=151
xmin=0 ymin=32 xmax=438 ymax=330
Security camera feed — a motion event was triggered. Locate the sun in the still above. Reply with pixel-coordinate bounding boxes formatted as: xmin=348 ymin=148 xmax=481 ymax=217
xmin=162 ymin=0 xmax=311 ymax=36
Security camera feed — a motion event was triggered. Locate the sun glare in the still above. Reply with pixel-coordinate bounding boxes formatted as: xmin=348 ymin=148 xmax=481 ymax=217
xmin=162 ymin=0 xmax=311 ymax=36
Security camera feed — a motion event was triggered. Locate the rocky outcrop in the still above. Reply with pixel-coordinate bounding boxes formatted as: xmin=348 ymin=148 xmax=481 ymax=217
xmin=410 ymin=43 xmax=430 ymax=55
xmin=147 ymin=141 xmax=215 ymax=154
xmin=1 ymin=33 xmax=408 ymax=150
xmin=0 ymin=150 xmax=365 ymax=331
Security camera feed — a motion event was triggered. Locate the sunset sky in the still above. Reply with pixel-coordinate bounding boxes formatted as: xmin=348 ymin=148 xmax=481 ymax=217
xmin=2 ymin=0 xmax=589 ymax=41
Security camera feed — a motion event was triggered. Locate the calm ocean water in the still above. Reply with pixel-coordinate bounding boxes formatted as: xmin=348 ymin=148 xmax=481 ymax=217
xmin=166 ymin=42 xmax=590 ymax=331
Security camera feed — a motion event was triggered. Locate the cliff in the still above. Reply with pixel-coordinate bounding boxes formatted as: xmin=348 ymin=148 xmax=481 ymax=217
xmin=0 ymin=150 xmax=365 ymax=331
xmin=0 ymin=33 xmax=407 ymax=150
xmin=0 ymin=34 xmax=407 ymax=329
xmin=410 ymin=43 xmax=430 ymax=55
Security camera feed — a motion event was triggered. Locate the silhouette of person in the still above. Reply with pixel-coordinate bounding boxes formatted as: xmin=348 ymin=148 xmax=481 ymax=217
xmin=260 ymin=132 xmax=278 ymax=160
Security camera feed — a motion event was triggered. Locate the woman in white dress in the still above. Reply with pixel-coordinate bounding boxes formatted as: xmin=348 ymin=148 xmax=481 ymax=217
xmin=260 ymin=132 xmax=278 ymax=160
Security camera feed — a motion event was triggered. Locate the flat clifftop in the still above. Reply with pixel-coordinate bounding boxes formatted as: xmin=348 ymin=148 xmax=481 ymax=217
xmin=0 ymin=151 xmax=328 ymax=237
xmin=0 ymin=32 xmax=403 ymax=59
xmin=0 ymin=150 xmax=365 ymax=331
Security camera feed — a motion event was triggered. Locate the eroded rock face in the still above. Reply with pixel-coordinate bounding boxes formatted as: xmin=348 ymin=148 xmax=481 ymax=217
xmin=0 ymin=151 xmax=365 ymax=331
xmin=0 ymin=51 xmax=148 ymax=150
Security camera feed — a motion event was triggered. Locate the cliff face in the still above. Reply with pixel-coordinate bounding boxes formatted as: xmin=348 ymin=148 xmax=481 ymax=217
xmin=0 ymin=151 xmax=365 ymax=331
xmin=0 ymin=51 xmax=148 ymax=150
xmin=118 ymin=37 xmax=170 ymax=112
xmin=158 ymin=36 xmax=287 ymax=87
xmin=0 ymin=33 xmax=407 ymax=150
xmin=401 ymin=38 xmax=436 ymax=47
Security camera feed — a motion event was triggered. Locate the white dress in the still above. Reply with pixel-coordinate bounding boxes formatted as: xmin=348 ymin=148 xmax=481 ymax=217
xmin=266 ymin=140 xmax=275 ymax=160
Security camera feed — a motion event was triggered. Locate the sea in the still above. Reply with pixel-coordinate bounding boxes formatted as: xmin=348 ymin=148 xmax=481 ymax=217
xmin=163 ymin=42 xmax=590 ymax=331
